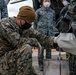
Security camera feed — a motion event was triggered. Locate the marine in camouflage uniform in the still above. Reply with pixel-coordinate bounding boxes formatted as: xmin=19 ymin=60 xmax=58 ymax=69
xmin=0 ymin=0 xmax=8 ymax=20
xmin=0 ymin=6 xmax=54 ymax=75
xmin=34 ymin=0 xmax=56 ymax=70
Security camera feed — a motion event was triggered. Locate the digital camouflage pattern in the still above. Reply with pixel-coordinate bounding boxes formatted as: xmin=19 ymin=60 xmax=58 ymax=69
xmin=0 ymin=44 xmax=32 ymax=75
xmin=34 ymin=6 xmax=56 ymax=70
xmin=0 ymin=0 xmax=8 ymax=20
xmin=34 ymin=6 xmax=56 ymax=36
xmin=0 ymin=17 xmax=54 ymax=75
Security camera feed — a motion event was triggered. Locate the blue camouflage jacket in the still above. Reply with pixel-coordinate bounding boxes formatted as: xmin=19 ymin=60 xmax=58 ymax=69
xmin=0 ymin=0 xmax=8 ymax=20
xmin=34 ymin=6 xmax=56 ymax=36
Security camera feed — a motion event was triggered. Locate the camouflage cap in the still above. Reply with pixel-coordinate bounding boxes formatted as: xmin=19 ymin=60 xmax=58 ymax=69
xmin=17 ymin=6 xmax=35 ymax=23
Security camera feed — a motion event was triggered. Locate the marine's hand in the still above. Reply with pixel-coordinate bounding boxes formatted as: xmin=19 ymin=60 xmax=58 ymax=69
xmin=44 ymin=36 xmax=55 ymax=48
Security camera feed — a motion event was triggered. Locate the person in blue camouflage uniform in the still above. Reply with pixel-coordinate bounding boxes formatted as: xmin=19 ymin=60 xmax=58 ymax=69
xmin=0 ymin=0 xmax=8 ymax=20
xmin=34 ymin=0 xmax=56 ymax=71
xmin=0 ymin=6 xmax=54 ymax=75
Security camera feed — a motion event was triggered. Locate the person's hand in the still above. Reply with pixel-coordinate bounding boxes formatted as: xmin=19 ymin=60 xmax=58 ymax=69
xmin=44 ymin=36 xmax=55 ymax=48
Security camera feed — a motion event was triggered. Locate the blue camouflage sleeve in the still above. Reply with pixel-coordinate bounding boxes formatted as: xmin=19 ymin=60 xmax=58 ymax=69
xmin=1 ymin=0 xmax=8 ymax=18
xmin=53 ymin=11 xmax=56 ymax=26
xmin=33 ymin=9 xmax=40 ymax=29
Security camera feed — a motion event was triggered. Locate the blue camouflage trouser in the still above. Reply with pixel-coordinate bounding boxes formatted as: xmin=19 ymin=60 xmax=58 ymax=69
xmin=38 ymin=46 xmax=51 ymax=68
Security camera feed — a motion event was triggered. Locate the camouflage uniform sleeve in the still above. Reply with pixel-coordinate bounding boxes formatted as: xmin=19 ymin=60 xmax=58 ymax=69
xmin=23 ymin=28 xmax=54 ymax=48
xmin=0 ymin=22 xmax=27 ymax=48
xmin=1 ymin=0 xmax=8 ymax=18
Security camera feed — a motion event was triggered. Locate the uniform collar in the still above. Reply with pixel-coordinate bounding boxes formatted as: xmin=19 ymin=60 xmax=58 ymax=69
xmin=12 ymin=17 xmax=20 ymax=30
xmin=42 ymin=6 xmax=50 ymax=11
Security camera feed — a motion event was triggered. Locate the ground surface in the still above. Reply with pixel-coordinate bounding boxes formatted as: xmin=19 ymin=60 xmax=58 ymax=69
xmin=32 ymin=48 xmax=66 ymax=75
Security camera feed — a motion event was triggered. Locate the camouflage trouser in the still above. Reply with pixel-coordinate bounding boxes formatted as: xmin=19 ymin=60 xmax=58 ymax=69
xmin=38 ymin=46 xmax=51 ymax=68
xmin=0 ymin=44 xmax=33 ymax=75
